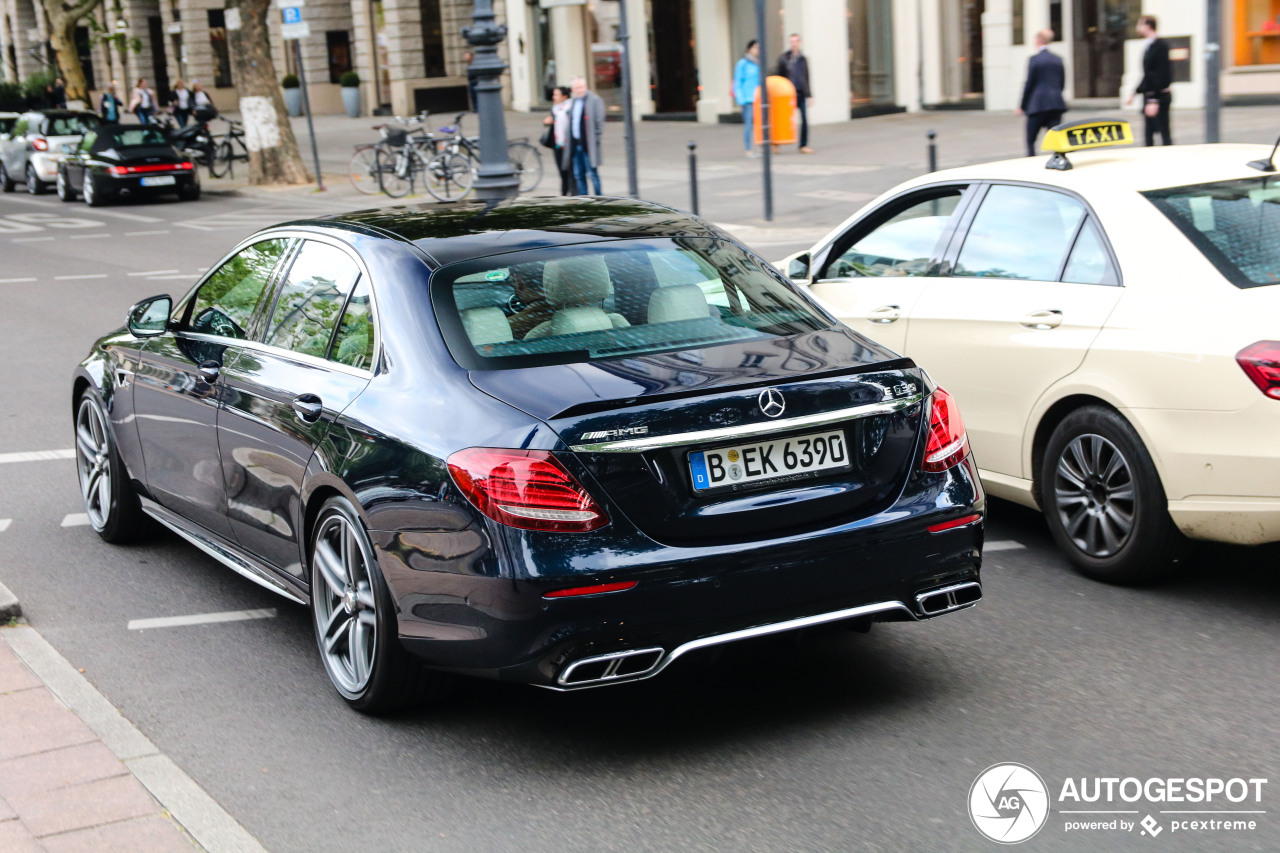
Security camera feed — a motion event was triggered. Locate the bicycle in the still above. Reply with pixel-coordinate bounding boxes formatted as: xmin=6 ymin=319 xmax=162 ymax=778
xmin=429 ymin=113 xmax=543 ymax=199
xmin=208 ymin=118 xmax=250 ymax=178
xmin=370 ymin=114 xmax=440 ymax=198
xmin=347 ymin=117 xmax=434 ymax=196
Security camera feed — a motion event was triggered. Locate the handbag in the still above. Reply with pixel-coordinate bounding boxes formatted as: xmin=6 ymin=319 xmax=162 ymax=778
xmin=539 ymin=124 xmax=556 ymax=149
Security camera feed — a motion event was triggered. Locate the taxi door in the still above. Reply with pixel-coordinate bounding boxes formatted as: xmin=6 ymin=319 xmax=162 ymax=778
xmin=803 ymin=185 xmax=973 ymax=354
xmin=904 ymin=183 xmax=1123 ymax=478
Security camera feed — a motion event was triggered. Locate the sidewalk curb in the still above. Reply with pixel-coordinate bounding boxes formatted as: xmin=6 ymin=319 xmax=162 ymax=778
xmin=1 ymin=625 xmax=267 ymax=853
xmin=0 ymin=579 xmax=19 ymax=620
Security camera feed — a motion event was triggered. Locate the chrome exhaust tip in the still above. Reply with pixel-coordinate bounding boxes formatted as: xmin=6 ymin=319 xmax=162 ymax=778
xmin=558 ymin=647 xmax=665 ymax=687
xmin=915 ymin=581 xmax=982 ymax=616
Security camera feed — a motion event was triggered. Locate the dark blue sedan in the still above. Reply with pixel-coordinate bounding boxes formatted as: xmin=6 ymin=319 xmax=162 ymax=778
xmin=72 ymin=197 xmax=984 ymax=713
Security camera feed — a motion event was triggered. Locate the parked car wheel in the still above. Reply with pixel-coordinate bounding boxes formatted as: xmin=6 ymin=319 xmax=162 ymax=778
xmin=26 ymin=163 xmax=47 ymax=195
xmin=310 ymin=496 xmax=451 ymax=714
xmin=74 ymin=393 xmax=148 ymax=543
xmin=0 ymin=162 xmax=14 ymax=192
xmin=1040 ymin=406 xmax=1185 ymax=584
xmin=56 ymin=168 xmax=76 ymax=202
xmin=177 ymin=182 xmax=200 ymax=201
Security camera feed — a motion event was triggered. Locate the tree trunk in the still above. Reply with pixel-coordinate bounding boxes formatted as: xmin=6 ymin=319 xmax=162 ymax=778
xmin=40 ymin=0 xmax=98 ymax=103
xmin=226 ymin=0 xmax=309 ymax=185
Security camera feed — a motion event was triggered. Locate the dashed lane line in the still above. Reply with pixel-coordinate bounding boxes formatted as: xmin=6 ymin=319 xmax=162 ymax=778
xmin=70 ymin=233 xmax=112 ymax=240
xmin=985 ymin=540 xmax=1027 ymax=552
xmin=127 ymin=608 xmax=278 ymax=631
xmin=123 ymin=230 xmax=170 ymax=237
xmin=0 ymin=519 xmax=10 ymax=533
xmin=61 ymin=513 xmax=90 ymax=527
xmin=0 ymin=449 xmax=75 ymax=463
xmin=12 ymin=236 xmax=54 ymax=243
xmin=127 ymin=269 xmax=181 ymax=277
xmin=0 ymin=277 xmax=38 ymax=284
xmin=54 ymin=273 xmax=108 ymax=281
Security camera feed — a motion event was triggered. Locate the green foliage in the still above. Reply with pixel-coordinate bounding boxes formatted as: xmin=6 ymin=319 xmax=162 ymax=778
xmin=22 ymin=70 xmax=56 ymax=99
xmin=339 ymin=71 xmax=360 ymax=88
xmin=282 ymin=74 xmax=300 ymax=89
xmin=0 ymin=81 xmax=23 ymax=111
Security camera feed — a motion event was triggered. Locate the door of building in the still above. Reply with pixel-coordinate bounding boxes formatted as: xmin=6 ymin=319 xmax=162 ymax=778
xmin=1072 ymin=0 xmax=1138 ymax=97
xmin=147 ymin=16 xmax=170 ymax=101
xmin=650 ymin=0 xmax=697 ymax=114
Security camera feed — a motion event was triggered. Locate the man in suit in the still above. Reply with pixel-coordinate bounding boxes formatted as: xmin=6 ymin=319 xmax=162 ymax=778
xmin=1125 ymin=14 xmax=1172 ymax=146
xmin=568 ymin=76 xmax=605 ymax=195
xmin=776 ymin=34 xmax=814 ymax=154
xmin=1016 ymin=29 xmax=1068 ymax=157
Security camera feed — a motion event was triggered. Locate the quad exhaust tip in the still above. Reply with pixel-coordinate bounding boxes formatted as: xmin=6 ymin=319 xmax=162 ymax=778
xmin=915 ymin=581 xmax=982 ymax=616
xmin=559 ymin=648 xmax=665 ymax=686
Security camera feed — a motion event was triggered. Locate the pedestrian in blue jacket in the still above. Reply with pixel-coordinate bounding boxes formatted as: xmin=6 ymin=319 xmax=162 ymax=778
xmin=733 ymin=40 xmax=761 ymax=157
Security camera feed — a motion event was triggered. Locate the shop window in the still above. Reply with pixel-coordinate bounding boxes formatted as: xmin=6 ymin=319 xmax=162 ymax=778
xmin=1235 ymin=0 xmax=1280 ymax=66
xmin=208 ymin=9 xmax=233 ymax=88
xmin=327 ymin=31 xmax=352 ymax=83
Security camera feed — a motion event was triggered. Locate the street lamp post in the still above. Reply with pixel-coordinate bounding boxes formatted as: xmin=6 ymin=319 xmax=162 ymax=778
xmin=462 ymin=0 xmax=518 ymax=200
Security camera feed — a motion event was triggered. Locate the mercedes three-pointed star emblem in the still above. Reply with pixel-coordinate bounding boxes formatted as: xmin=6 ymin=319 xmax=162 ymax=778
xmin=758 ymin=388 xmax=786 ymax=418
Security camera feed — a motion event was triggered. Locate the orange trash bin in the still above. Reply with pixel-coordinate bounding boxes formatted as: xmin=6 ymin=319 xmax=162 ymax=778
xmin=754 ymin=75 xmax=797 ymax=146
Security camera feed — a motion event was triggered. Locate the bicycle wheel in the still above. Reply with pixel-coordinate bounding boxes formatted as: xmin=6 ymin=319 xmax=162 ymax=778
xmin=208 ymin=140 xmax=232 ymax=178
xmin=424 ymin=151 xmax=474 ymax=202
xmin=376 ymin=146 xmax=412 ymax=198
xmin=507 ymin=141 xmax=543 ymax=194
xmin=347 ymin=147 xmax=381 ymax=195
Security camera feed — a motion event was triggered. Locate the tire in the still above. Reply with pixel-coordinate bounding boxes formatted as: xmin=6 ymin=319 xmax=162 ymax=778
xmin=423 ymin=151 xmax=473 ymax=202
xmin=74 ymin=392 xmax=148 ymax=544
xmin=177 ymin=182 xmax=201 ymax=201
xmin=209 ymin=141 xmax=231 ymax=178
xmin=1040 ymin=406 xmax=1185 ymax=584
xmin=0 ymin=161 xmax=15 ymax=192
xmin=310 ymin=497 xmax=452 ymax=713
xmin=375 ymin=146 xmax=412 ymax=198
xmin=57 ymin=168 xmax=76 ymax=202
xmin=83 ymin=172 xmax=103 ymax=207
xmin=507 ymin=141 xmax=542 ymax=194
xmin=26 ymin=163 xmax=46 ymax=195
xmin=347 ymin=147 xmax=381 ymax=195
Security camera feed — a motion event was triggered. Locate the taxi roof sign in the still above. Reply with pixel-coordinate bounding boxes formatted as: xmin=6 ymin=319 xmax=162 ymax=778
xmin=1040 ymin=119 xmax=1133 ymax=171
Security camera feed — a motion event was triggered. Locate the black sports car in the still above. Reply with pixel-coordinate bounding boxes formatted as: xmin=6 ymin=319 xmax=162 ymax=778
xmin=73 ymin=197 xmax=984 ymax=713
xmin=57 ymin=124 xmax=200 ymax=205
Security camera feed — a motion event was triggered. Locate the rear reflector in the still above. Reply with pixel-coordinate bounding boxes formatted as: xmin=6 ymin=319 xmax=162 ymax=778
xmin=921 ymin=387 xmax=971 ymax=472
xmin=543 ymin=581 xmax=637 ymax=599
xmin=447 ymin=448 xmax=609 ymax=532
xmin=1237 ymin=341 xmax=1280 ymax=400
xmin=926 ymin=513 xmax=983 ymax=533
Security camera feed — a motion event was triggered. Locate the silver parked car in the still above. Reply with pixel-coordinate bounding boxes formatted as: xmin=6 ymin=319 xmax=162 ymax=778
xmin=0 ymin=109 xmax=99 ymax=195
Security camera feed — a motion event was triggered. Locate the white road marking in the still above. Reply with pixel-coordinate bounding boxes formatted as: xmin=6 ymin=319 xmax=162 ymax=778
xmin=70 ymin=233 xmax=112 ymax=240
xmin=12 ymin=236 xmax=54 ymax=243
xmin=142 ymin=273 xmax=197 ymax=280
xmin=0 ymin=448 xmax=75 ymax=463
xmin=985 ymin=540 xmax=1027 ymax=552
xmin=124 ymin=230 xmax=170 ymax=237
xmin=54 ymin=273 xmax=109 ymax=281
xmin=0 ymin=519 xmax=10 ymax=533
xmin=127 ymin=269 xmax=181 ymax=277
xmin=127 ymin=608 xmax=278 ymax=631
xmin=0 ymin=277 xmax=38 ymax=284
xmin=61 ymin=513 xmax=90 ymax=527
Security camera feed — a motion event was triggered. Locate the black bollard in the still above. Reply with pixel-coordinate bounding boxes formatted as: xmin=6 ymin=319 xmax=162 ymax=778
xmin=927 ymin=130 xmax=938 ymax=173
xmin=688 ymin=141 xmax=699 ymax=216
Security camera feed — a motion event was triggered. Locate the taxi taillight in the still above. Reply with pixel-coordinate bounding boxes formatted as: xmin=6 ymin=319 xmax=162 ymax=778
xmin=447 ymin=448 xmax=608 ymax=532
xmin=922 ymin=387 xmax=971 ymax=473
xmin=1237 ymin=341 xmax=1280 ymax=400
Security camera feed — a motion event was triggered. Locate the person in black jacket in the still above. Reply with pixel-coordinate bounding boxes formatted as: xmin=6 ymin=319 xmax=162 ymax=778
xmin=776 ymin=34 xmax=814 ymax=154
xmin=1015 ymin=29 xmax=1068 ymax=156
xmin=1125 ymin=14 xmax=1172 ymax=146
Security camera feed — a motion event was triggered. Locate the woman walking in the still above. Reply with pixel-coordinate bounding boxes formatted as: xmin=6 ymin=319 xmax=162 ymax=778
xmin=542 ymin=86 xmax=573 ymax=196
xmin=99 ymin=81 xmax=123 ymax=123
xmin=129 ymin=78 xmax=157 ymax=124
xmin=169 ymin=79 xmax=192 ymax=126
xmin=733 ymin=40 xmax=761 ymax=158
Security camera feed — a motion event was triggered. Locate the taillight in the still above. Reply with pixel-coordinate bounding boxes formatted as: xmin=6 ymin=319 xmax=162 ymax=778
xmin=447 ymin=448 xmax=609 ymax=532
xmin=107 ymin=166 xmax=127 ymax=176
xmin=921 ymin=387 xmax=970 ymax=473
xmin=1237 ymin=341 xmax=1280 ymax=400
xmin=31 ymin=138 xmax=48 ymax=151
xmin=179 ymin=161 xmax=193 ymax=170
xmin=107 ymin=163 xmax=188 ymax=176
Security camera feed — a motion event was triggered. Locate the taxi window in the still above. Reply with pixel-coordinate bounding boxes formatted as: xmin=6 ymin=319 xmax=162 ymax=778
xmin=822 ymin=189 xmax=964 ymax=278
xmin=433 ymin=237 xmax=831 ymax=370
xmin=955 ymin=185 xmax=1086 ymax=281
xmin=264 ymin=241 xmax=362 ymax=358
xmin=1061 ymin=219 xmax=1119 ymax=285
xmin=1144 ymin=177 xmax=1280 ymax=288
xmin=187 ymin=239 xmax=290 ymax=339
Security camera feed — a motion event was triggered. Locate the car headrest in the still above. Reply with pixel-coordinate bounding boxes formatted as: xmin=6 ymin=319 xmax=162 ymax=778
xmin=460 ymin=307 xmax=513 ymax=346
xmin=454 ymin=282 xmax=515 ymax=312
xmin=647 ymin=284 xmax=710 ymax=324
xmin=543 ymin=255 xmax=612 ymax=307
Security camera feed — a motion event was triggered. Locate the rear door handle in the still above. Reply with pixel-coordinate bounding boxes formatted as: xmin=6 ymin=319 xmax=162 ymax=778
xmin=291 ymin=394 xmax=324 ymax=423
xmin=1019 ymin=309 xmax=1063 ymax=330
xmin=198 ymin=360 xmax=220 ymax=383
xmin=868 ymin=304 xmax=901 ymax=324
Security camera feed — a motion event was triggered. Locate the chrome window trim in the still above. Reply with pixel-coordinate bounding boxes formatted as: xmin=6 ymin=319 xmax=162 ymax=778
xmin=569 ymin=393 xmax=924 ymax=453
xmin=177 ymin=332 xmax=374 ymax=380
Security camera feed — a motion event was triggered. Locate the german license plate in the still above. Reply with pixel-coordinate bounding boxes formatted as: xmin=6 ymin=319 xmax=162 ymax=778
xmin=140 ymin=175 xmax=176 ymax=186
xmin=688 ymin=429 xmax=849 ymax=491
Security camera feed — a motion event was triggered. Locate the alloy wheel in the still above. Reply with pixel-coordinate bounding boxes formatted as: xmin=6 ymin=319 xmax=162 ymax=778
xmin=1053 ymin=433 xmax=1135 ymax=558
xmin=26 ymin=163 xmax=41 ymax=194
xmin=312 ymin=511 xmax=379 ymax=694
xmin=75 ymin=397 xmax=114 ymax=530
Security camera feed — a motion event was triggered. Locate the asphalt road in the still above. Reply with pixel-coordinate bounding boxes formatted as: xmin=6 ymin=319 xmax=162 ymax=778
xmin=1 ymin=187 xmax=1278 ymax=853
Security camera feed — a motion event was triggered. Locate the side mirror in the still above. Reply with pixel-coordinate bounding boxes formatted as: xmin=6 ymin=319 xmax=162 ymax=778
xmin=787 ymin=252 xmax=811 ymax=281
xmin=127 ymin=295 xmax=172 ymax=338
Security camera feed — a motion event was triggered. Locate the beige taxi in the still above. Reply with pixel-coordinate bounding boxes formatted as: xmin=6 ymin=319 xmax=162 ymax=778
xmin=780 ymin=120 xmax=1280 ymax=583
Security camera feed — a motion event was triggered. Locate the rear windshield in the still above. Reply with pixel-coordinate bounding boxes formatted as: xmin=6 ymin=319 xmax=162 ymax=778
xmin=432 ymin=237 xmax=832 ymax=370
xmin=1144 ymin=177 xmax=1280 ymax=288
xmin=100 ymin=127 xmax=169 ymax=148
xmin=43 ymin=114 xmax=98 ymax=136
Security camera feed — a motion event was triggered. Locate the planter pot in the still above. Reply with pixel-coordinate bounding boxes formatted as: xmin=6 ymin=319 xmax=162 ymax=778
xmin=283 ymin=87 xmax=302 ymax=117
xmin=341 ymin=86 xmax=361 ymax=118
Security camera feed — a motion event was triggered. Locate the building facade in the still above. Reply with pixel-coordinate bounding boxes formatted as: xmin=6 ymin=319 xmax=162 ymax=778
xmin=2 ymin=0 xmax=1277 ymax=121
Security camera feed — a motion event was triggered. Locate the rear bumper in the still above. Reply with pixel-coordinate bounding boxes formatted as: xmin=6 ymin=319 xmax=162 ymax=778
xmin=97 ymin=173 xmax=197 ymax=198
xmin=30 ymin=154 xmax=61 ymax=181
xmin=379 ymin=456 xmax=984 ymax=688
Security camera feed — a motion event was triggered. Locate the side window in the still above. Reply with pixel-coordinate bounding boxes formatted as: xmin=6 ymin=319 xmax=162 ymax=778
xmin=188 ymin=238 xmax=290 ymax=339
xmin=79 ymin=131 xmax=96 ymax=152
xmin=822 ymin=189 xmax=965 ymax=279
xmin=1061 ymin=218 xmax=1119 ymax=285
xmin=264 ymin=241 xmax=362 ymax=359
xmin=330 ymin=279 xmax=375 ymax=369
xmin=955 ymin=185 xmax=1086 ymax=281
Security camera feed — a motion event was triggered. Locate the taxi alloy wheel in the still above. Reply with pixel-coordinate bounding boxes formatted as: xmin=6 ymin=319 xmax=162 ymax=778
xmin=74 ymin=393 xmax=147 ymax=543
xmin=26 ymin=163 xmax=46 ymax=195
xmin=1041 ymin=406 xmax=1184 ymax=584
xmin=309 ymin=497 xmax=450 ymax=714
xmin=57 ymin=169 xmax=75 ymax=202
